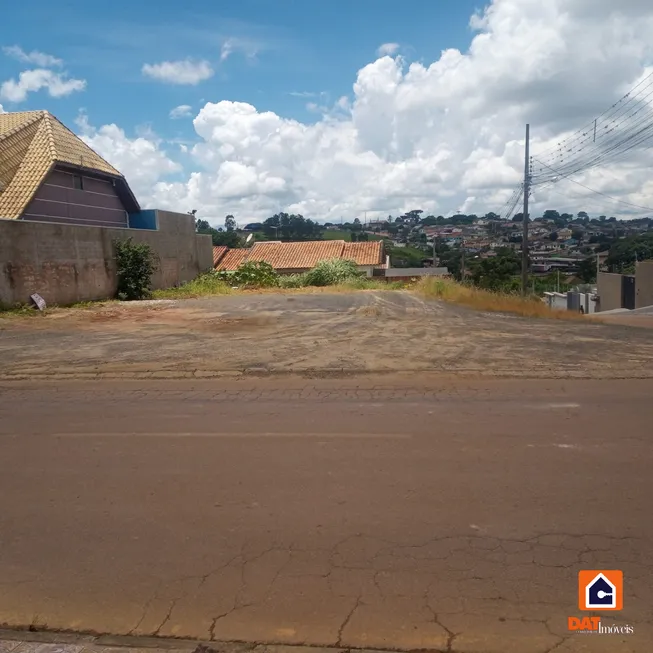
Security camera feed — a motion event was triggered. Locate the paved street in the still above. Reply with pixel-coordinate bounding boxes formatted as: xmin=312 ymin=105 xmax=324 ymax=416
xmin=1 ymin=377 xmax=652 ymax=653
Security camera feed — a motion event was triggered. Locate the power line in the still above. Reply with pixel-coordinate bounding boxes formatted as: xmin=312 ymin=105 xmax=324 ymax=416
xmin=532 ymin=158 xmax=653 ymax=211
xmin=497 ymin=184 xmax=523 ymax=221
xmin=533 ymin=72 xmax=653 ymax=164
xmin=530 ymin=72 xmax=653 ymax=183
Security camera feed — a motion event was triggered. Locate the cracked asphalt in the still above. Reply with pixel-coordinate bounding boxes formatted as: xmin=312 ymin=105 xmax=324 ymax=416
xmin=0 ymin=377 xmax=652 ymax=653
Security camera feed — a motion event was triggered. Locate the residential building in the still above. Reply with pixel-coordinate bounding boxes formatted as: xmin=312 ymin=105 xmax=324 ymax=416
xmin=0 ymin=110 xmax=213 ymax=306
xmin=0 ymin=110 xmax=139 ymax=227
xmin=213 ymin=240 xmax=385 ymax=275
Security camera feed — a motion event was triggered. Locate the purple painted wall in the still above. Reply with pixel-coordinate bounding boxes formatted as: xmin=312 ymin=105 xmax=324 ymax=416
xmin=21 ymin=167 xmax=129 ymax=228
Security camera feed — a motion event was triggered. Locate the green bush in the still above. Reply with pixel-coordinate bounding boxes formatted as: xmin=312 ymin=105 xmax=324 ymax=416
xmin=211 ymin=269 xmax=234 ymax=284
xmin=114 ymin=238 xmax=157 ymax=300
xmin=232 ymin=261 xmax=279 ymax=288
xmin=303 ymin=258 xmax=363 ymax=286
xmin=278 ymin=273 xmax=308 ymax=288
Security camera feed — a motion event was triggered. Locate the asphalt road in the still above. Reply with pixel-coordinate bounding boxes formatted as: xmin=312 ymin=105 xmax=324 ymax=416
xmin=1 ymin=378 xmax=652 ymax=653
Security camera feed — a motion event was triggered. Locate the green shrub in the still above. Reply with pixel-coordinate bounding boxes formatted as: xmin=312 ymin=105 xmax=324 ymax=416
xmin=232 ymin=261 xmax=279 ymax=288
xmin=114 ymin=238 xmax=157 ymax=300
xmin=278 ymin=273 xmax=308 ymax=288
xmin=303 ymin=258 xmax=363 ymax=286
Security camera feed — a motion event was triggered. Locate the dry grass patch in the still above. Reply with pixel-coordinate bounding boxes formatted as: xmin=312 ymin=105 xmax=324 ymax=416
xmin=152 ymin=276 xmax=234 ymax=299
xmin=416 ymin=277 xmax=587 ymax=321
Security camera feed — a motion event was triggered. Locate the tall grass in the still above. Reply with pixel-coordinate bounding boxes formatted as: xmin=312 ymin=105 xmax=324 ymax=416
xmin=416 ymin=277 xmax=586 ymax=321
xmin=152 ymin=275 xmax=233 ymax=299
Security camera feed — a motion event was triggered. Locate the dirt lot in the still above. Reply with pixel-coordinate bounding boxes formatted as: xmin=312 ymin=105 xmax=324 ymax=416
xmin=2 ymin=290 xmax=653 ymax=379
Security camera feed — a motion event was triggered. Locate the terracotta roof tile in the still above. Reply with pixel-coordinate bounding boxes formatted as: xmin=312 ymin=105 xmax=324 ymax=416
xmin=342 ymin=241 xmax=384 ymax=265
xmin=215 ymin=248 xmax=249 ymax=271
xmin=212 ymin=246 xmax=229 ymax=267
xmin=247 ymin=240 xmax=346 ymax=269
xmin=0 ymin=110 xmax=124 ymax=220
xmin=213 ymin=240 xmax=385 ymax=272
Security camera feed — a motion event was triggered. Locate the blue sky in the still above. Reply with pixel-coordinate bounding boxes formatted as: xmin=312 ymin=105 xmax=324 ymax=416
xmin=2 ymin=0 xmax=480 ymax=137
xmin=4 ymin=0 xmax=652 ymax=223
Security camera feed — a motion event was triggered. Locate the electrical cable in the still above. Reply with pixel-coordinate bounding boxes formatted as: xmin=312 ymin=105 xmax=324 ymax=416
xmin=531 ymin=158 xmax=653 ymax=212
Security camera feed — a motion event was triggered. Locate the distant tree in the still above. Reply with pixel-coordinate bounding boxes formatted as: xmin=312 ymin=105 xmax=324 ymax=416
xmin=549 ymin=232 xmax=559 ymax=241
xmin=225 ymin=215 xmax=237 ymax=232
xmin=352 ymin=217 xmax=362 ymax=231
xmin=605 ymin=233 xmax=653 ymax=271
xmin=512 ymin=213 xmax=524 ymax=222
xmin=571 ymin=229 xmax=584 ymax=242
xmin=195 ymin=219 xmax=213 ymax=234
xmin=213 ymin=230 xmax=243 ymax=247
xmin=262 ymin=213 xmax=323 ymax=241
xmin=577 ymin=211 xmax=589 ymax=220
xmin=196 ymin=218 xmax=243 ymax=247
xmin=542 ymin=209 xmax=560 ymax=221
xmin=577 ymin=256 xmax=597 ymax=284
xmin=484 ymin=212 xmax=500 ymax=221
xmin=404 ymin=209 xmax=423 ymax=223
xmin=421 ymin=215 xmax=438 ymax=226
xmin=469 ymin=248 xmax=521 ymax=290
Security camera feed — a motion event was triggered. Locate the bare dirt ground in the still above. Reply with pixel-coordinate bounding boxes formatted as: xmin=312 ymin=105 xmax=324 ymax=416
xmin=2 ymin=290 xmax=653 ymax=379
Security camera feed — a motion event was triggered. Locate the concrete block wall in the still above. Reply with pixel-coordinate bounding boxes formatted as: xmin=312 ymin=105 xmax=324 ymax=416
xmin=597 ymin=272 xmax=623 ymax=312
xmin=0 ymin=211 xmax=213 ymax=306
xmin=635 ymin=261 xmax=653 ymax=309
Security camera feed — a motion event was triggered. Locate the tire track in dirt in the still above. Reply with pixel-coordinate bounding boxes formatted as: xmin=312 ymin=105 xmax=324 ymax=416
xmin=2 ymin=290 xmax=653 ymax=378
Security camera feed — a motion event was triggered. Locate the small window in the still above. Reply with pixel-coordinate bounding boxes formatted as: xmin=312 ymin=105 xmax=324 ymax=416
xmin=72 ymin=175 xmax=84 ymax=190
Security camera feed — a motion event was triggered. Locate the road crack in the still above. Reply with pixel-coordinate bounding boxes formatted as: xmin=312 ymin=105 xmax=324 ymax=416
xmin=336 ymin=596 xmax=362 ymax=647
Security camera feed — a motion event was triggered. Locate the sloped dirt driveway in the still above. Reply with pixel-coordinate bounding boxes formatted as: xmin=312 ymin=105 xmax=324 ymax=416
xmin=2 ymin=290 xmax=653 ymax=379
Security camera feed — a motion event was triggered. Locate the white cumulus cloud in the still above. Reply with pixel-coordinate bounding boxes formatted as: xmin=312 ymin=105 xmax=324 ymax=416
xmin=75 ymin=113 xmax=182 ymax=207
xmin=220 ymin=37 xmax=260 ymax=63
xmin=376 ymin=42 xmax=400 ymax=57
xmin=170 ymin=104 xmax=193 ymax=119
xmin=3 ymin=45 xmax=62 ymax=67
xmin=0 ymin=69 xmax=86 ymax=102
xmin=89 ymin=0 xmax=653 ymax=221
xmin=142 ymin=59 xmax=214 ymax=85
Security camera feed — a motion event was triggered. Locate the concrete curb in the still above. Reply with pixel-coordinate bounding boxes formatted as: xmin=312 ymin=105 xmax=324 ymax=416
xmin=0 ymin=630 xmax=399 ymax=653
xmin=2 ymin=367 xmax=653 ymax=382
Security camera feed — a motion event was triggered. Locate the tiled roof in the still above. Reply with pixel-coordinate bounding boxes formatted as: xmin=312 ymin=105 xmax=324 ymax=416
xmin=214 ymin=240 xmax=384 ymax=271
xmin=247 ymin=240 xmax=345 ymax=269
xmin=342 ymin=241 xmax=384 ymax=265
xmin=215 ymin=248 xmax=249 ymax=271
xmin=212 ymin=246 xmax=229 ymax=267
xmin=0 ymin=110 xmax=124 ymax=219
